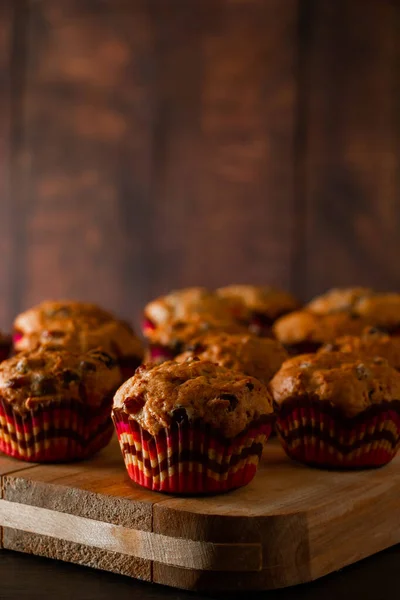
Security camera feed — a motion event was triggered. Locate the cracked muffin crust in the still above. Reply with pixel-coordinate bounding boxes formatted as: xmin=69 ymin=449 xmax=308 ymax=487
xmin=0 ymin=347 xmax=121 ymax=413
xmin=176 ymin=332 xmax=288 ymax=385
xmin=307 ymin=288 xmax=400 ymax=334
xmin=13 ymin=300 xmax=144 ymax=378
xmin=113 ymin=358 xmax=273 ymax=438
xmin=270 ymin=351 xmax=400 ymax=418
xmin=273 ymin=310 xmax=371 ymax=354
xmin=216 ymin=285 xmax=299 ymax=335
xmin=319 ymin=327 xmax=400 ymax=371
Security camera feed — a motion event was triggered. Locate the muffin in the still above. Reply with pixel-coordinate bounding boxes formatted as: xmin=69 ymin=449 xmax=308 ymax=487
xmin=144 ymin=314 xmax=249 ymax=364
xmin=273 ymin=310 xmax=372 ymax=355
xmin=319 ymin=327 xmax=400 ymax=370
xmin=270 ymin=352 xmax=400 ymax=468
xmin=13 ymin=300 xmax=144 ymax=381
xmin=0 ymin=347 xmax=121 ymax=462
xmin=0 ymin=333 xmax=11 ymax=362
xmin=306 ymin=287 xmax=373 ymax=314
xmin=143 ymin=287 xmax=248 ymax=335
xmin=216 ymin=285 xmax=299 ymax=336
xmin=112 ymin=358 xmax=273 ymax=493
xmin=307 ymin=288 xmax=400 ymax=335
xmin=176 ymin=332 xmax=289 ymax=385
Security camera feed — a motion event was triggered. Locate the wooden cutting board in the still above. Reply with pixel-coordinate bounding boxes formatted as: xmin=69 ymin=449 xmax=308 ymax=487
xmin=0 ymin=437 xmax=399 ymax=592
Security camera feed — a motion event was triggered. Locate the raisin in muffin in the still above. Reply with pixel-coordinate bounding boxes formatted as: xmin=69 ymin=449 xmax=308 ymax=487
xmin=112 ymin=358 xmax=273 ymax=493
xmin=176 ymin=332 xmax=288 ymax=385
xmin=13 ymin=300 xmax=144 ymax=381
xmin=273 ymin=310 xmax=371 ymax=355
xmin=270 ymin=351 xmax=400 ymax=468
xmin=216 ymin=285 xmax=299 ymax=336
xmin=0 ymin=347 xmax=121 ymax=461
xmin=144 ymin=313 xmax=249 ymax=364
xmin=319 ymin=327 xmax=400 ymax=371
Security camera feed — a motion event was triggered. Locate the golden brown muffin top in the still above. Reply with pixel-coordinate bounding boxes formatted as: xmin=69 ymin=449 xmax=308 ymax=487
xmin=176 ymin=332 xmax=288 ymax=385
xmin=145 ymin=314 xmax=249 ymax=350
xmin=273 ymin=310 xmax=372 ymax=347
xmin=319 ymin=327 xmax=400 ymax=370
xmin=0 ymin=347 xmax=122 ymax=413
xmin=306 ymin=287 xmax=373 ymax=314
xmin=216 ymin=285 xmax=299 ymax=319
xmin=14 ymin=300 xmax=144 ymax=360
xmin=270 ymin=351 xmax=400 ymax=417
xmin=144 ymin=287 xmax=248 ymax=330
xmin=307 ymin=288 xmax=400 ymax=331
xmin=113 ymin=358 xmax=273 ymax=437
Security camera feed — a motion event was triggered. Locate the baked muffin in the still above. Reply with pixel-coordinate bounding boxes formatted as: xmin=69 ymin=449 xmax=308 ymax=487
xmin=307 ymin=288 xmax=400 ymax=335
xmin=176 ymin=332 xmax=288 ymax=385
xmin=0 ymin=333 xmax=11 ymax=362
xmin=270 ymin=352 xmax=400 ymax=468
xmin=216 ymin=285 xmax=299 ymax=336
xmin=0 ymin=347 xmax=121 ymax=462
xmin=306 ymin=287 xmax=373 ymax=314
xmin=13 ymin=300 xmax=144 ymax=381
xmin=273 ymin=310 xmax=371 ymax=355
xmin=319 ymin=327 xmax=400 ymax=370
xmin=144 ymin=314 xmax=249 ymax=364
xmin=143 ymin=287 xmax=248 ymax=333
xmin=112 ymin=358 xmax=273 ymax=493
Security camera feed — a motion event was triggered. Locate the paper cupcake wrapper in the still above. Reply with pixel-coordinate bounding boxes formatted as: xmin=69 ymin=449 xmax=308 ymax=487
xmin=0 ymin=395 xmax=114 ymax=462
xmin=275 ymin=397 xmax=400 ymax=469
xmin=113 ymin=409 xmax=272 ymax=494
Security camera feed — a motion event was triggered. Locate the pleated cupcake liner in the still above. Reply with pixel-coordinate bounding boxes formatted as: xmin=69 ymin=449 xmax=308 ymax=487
xmin=112 ymin=408 xmax=272 ymax=494
xmin=0 ymin=396 xmax=114 ymax=462
xmin=275 ymin=397 xmax=400 ymax=469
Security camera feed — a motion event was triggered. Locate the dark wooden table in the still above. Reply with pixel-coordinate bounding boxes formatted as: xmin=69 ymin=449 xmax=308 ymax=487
xmin=1 ymin=546 xmax=399 ymax=600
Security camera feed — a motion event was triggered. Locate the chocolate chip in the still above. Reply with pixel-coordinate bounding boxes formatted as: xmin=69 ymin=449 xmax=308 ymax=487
xmin=356 ymin=363 xmax=370 ymax=380
xmin=88 ymin=350 xmax=116 ymax=369
xmin=62 ymin=369 xmax=80 ymax=385
xmin=246 ymin=382 xmax=254 ymax=391
xmin=367 ymin=326 xmax=388 ymax=335
xmin=219 ymin=393 xmax=238 ymax=411
xmin=31 ymin=375 xmax=57 ymax=396
xmin=171 ymin=408 xmax=188 ymax=424
xmin=5 ymin=375 xmax=30 ymax=389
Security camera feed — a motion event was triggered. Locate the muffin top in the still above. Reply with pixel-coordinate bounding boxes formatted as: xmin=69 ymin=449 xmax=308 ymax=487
xmin=306 ymin=287 xmax=373 ymax=314
xmin=270 ymin=351 xmax=400 ymax=417
xmin=176 ymin=332 xmax=288 ymax=384
xmin=144 ymin=313 xmax=249 ymax=351
xmin=144 ymin=287 xmax=248 ymax=331
xmin=14 ymin=300 xmax=144 ymax=360
xmin=216 ymin=285 xmax=299 ymax=320
xmin=0 ymin=347 xmax=122 ymax=413
xmin=273 ymin=310 xmax=372 ymax=349
xmin=113 ymin=358 xmax=273 ymax=437
xmin=319 ymin=327 xmax=400 ymax=370
xmin=307 ymin=288 xmax=400 ymax=332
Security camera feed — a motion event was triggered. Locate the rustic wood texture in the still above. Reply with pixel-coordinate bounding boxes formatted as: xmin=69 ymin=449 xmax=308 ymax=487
xmin=0 ymin=0 xmax=299 ymax=330
xmin=302 ymin=0 xmax=400 ymax=297
xmin=1 ymin=439 xmax=399 ymax=592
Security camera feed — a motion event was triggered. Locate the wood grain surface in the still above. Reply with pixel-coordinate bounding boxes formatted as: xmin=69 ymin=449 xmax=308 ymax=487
xmin=0 ymin=1 xmax=399 ymax=321
xmin=1 ymin=438 xmax=399 ymax=592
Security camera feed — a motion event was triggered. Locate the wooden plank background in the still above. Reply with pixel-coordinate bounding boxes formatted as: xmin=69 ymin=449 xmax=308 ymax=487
xmin=0 ymin=0 xmax=399 ymax=330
